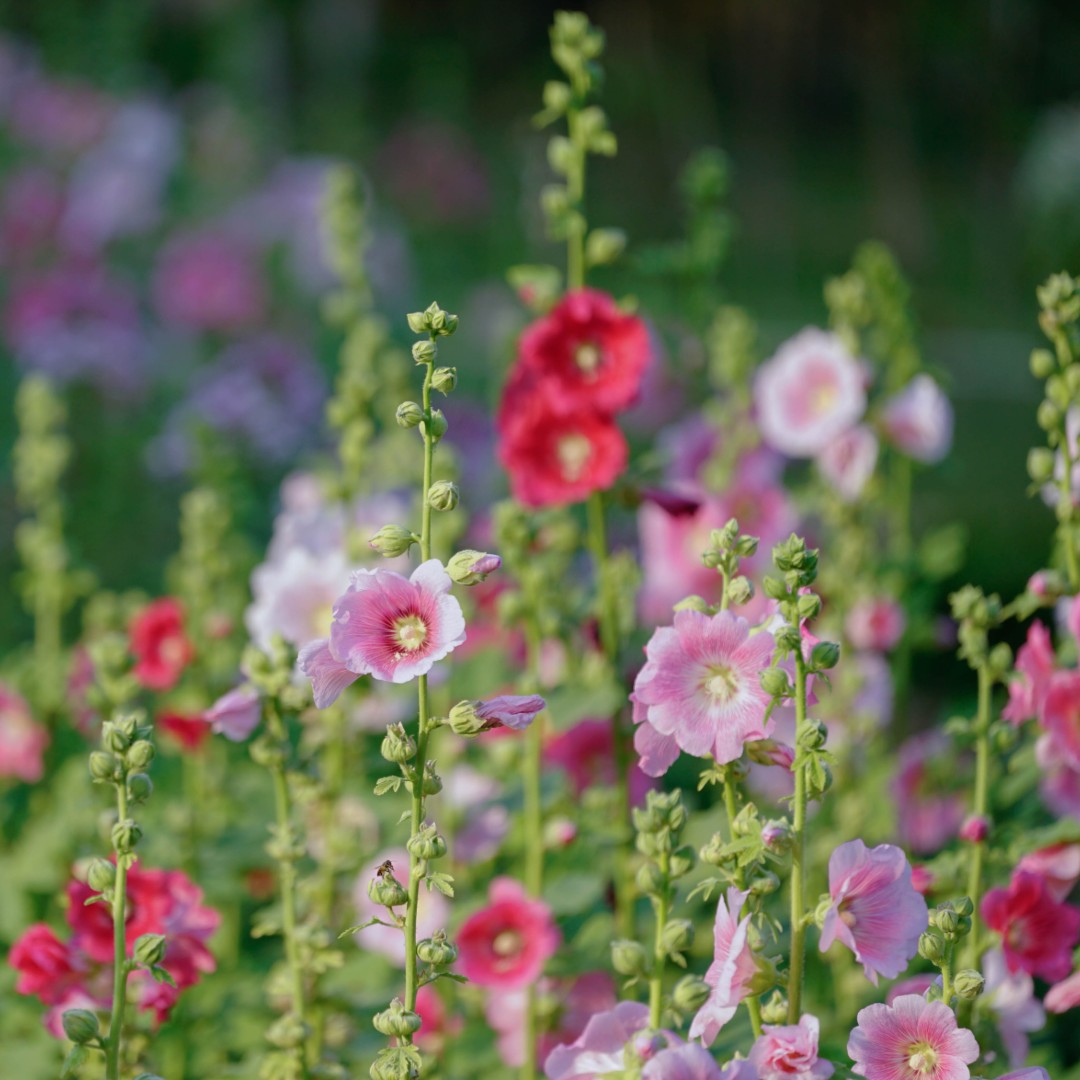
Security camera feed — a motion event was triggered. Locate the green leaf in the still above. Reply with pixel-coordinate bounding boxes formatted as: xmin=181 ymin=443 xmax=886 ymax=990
xmin=374 ymin=776 xmax=402 ymax=796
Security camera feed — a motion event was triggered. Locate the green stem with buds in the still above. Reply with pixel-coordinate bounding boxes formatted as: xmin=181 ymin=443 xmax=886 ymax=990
xmin=104 ymin=785 xmax=130 ymax=1080
xmin=787 ymin=652 xmax=811 ymax=1024
xmin=648 ymin=849 xmax=671 ymax=1030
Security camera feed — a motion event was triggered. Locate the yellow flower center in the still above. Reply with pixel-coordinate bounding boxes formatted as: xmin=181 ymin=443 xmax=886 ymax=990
xmin=906 ymin=1043 xmax=938 ymax=1074
xmin=557 ymin=434 xmax=592 ymax=481
xmin=575 ymin=342 xmax=602 ymax=376
xmin=704 ymin=664 xmax=739 ymax=703
xmin=812 ymin=382 xmax=838 ymax=415
xmin=393 ymin=615 xmax=428 ymax=653
xmin=493 ymin=930 xmax=522 ymax=957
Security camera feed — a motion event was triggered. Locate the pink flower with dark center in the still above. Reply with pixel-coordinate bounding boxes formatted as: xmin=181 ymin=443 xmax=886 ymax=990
xmin=633 ymin=610 xmax=775 ymax=766
xmin=819 ymin=839 xmax=928 ymax=984
xmin=458 ymin=877 xmax=560 ymax=990
xmin=754 ymin=329 xmax=866 ymax=458
xmin=981 ymin=870 xmax=1080 ymax=982
xmin=1002 ymin=621 xmax=1057 ymax=725
xmin=881 ymin=374 xmax=954 ymax=464
xmin=817 ymin=425 xmax=878 ymax=502
xmin=845 ymin=597 xmax=905 ymax=653
xmin=847 ymin=995 xmax=978 ymax=1080
xmin=1040 ymin=669 xmax=1080 ymax=767
xmin=0 ymin=682 xmax=49 ymax=782
xmin=545 ymin=1000 xmax=651 ymax=1079
xmin=748 ymin=1014 xmax=833 ymax=1079
xmin=1017 ymin=842 xmax=1080 ymax=901
xmin=205 ymin=686 xmax=261 ymax=742
xmin=690 ymin=887 xmax=756 ymax=1044
xmin=301 ymin=560 xmax=466 ymax=706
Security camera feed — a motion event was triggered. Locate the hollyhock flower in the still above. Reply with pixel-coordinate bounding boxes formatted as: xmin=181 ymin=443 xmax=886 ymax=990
xmin=1017 ymin=842 xmax=1080 ymax=900
xmin=817 ymin=425 xmax=879 ymax=502
xmin=748 ymin=1015 xmax=833 ymax=1080
xmin=205 ymin=686 xmax=261 ymax=742
xmin=995 ymin=1072 xmax=1050 ymax=1080
xmin=981 ymin=870 xmax=1080 ymax=981
xmin=544 ymin=718 xmax=651 ymax=804
xmin=157 ymin=711 xmax=212 ymax=753
xmin=847 ymin=995 xmax=978 ymax=1080
xmin=981 ymin=948 xmax=1046 ymax=1065
xmin=414 ymin=984 xmax=462 ymax=1054
xmin=1046 ymin=968 xmax=1080 ymax=1013
xmin=514 ymin=288 xmax=652 ymax=415
xmin=754 ymin=329 xmax=866 ymax=458
xmin=891 ymin=732 xmax=966 ymax=855
xmin=1035 ymin=732 xmax=1080 ymax=819
xmin=457 ymin=877 xmax=560 ymax=989
xmin=9 ymin=924 xmax=80 ymax=1003
xmin=0 ymin=683 xmax=49 ymax=782
xmin=632 ymin=693 xmax=682 ymax=777
xmin=473 ymin=694 xmax=547 ymax=731
xmin=153 ymin=229 xmax=265 ymax=332
xmin=690 ymin=887 xmax=756 ymax=1044
xmin=301 ymin=560 xmax=466 ymax=706
xmin=845 ymin=597 xmax=905 ymax=652
xmin=881 ymin=374 xmax=954 ymax=464
xmin=910 ymin=865 xmax=934 ymax=895
xmin=886 ymin=975 xmax=936 ymax=1004
xmin=130 ymin=598 xmax=194 ymax=691
xmin=819 ymin=839 xmax=928 ymax=984
xmin=633 ymin=610 xmax=775 ymax=766
xmin=1002 ymin=621 xmax=1057 ymax=725
xmin=545 ymin=1000 xmax=651 ymax=1080
xmin=643 ymin=1044 xmax=726 ymax=1080
xmin=1040 ymin=670 xmax=1080 ymax=768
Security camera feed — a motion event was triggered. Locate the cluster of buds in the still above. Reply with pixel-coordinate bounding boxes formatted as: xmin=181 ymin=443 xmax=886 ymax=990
xmin=89 ymin=711 xmax=156 ymax=824
xmin=700 ymin=789 xmax=783 ymax=901
xmin=918 ymin=898 xmax=982 ymax=1007
xmin=948 ymin=585 xmax=1009 ymax=675
xmin=679 ymin=517 xmax=757 ymax=611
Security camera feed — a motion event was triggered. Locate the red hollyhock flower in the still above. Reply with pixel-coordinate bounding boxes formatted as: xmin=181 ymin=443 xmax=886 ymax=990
xmin=8 ymin=924 xmax=80 ymax=1004
xmin=129 ymin=598 xmax=194 ymax=691
xmin=157 ymin=711 xmax=212 ymax=752
xmin=516 ymin=288 xmax=651 ymax=415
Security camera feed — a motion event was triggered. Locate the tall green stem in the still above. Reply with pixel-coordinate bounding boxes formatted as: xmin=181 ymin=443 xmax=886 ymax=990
xmin=964 ymin=664 xmax=992 ymax=969
xmin=787 ymin=653 xmax=810 ymax=1023
xmin=648 ymin=849 xmax=671 ymax=1030
xmin=566 ymin=105 xmax=586 ymax=291
xmin=105 ymin=787 xmax=130 ymax=1080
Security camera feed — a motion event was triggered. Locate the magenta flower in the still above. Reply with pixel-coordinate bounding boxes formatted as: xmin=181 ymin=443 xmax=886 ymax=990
xmin=690 ymin=887 xmax=756 ymax=1045
xmin=749 ymin=1015 xmax=833 ymax=1080
xmin=1002 ymin=621 xmax=1056 ymax=725
xmin=545 ymin=717 xmax=651 ymax=803
xmin=204 ymin=686 xmax=261 ymax=742
xmin=817 ymin=425 xmax=878 ymax=502
xmin=545 ymin=1000 xmax=650 ymax=1079
xmin=891 ymin=732 xmax=966 ymax=855
xmin=881 ymin=374 xmax=954 ymax=464
xmin=300 ymin=560 xmax=466 ymax=706
xmin=847 ymin=995 xmax=979 ymax=1080
xmin=819 ymin=839 xmax=928 ymax=984
xmin=633 ymin=610 xmax=775 ymax=766
xmin=457 ymin=877 xmax=560 ymax=990
xmin=981 ymin=869 xmax=1080 ymax=982
xmin=754 ymin=329 xmax=866 ymax=458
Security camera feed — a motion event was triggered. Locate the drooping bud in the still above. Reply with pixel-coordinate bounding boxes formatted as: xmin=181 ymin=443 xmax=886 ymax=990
xmin=420 ymin=761 xmax=442 ymax=795
xmin=446 ymin=549 xmax=502 ymax=586
xmin=369 ymin=524 xmax=418 ymax=558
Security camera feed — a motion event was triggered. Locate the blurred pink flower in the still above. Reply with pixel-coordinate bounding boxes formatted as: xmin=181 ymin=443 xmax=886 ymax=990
xmin=9 ymin=76 xmax=113 ymax=153
xmin=1002 ymin=621 xmax=1056 ymax=725
xmin=754 ymin=329 xmax=866 ymax=458
xmin=0 ymin=165 xmax=63 ymax=262
xmin=1017 ymin=842 xmax=1080 ymax=901
xmin=1035 ymin=732 xmax=1080 ymax=819
xmin=545 ymin=1000 xmax=651 ymax=1080
xmin=845 ymin=597 xmax=905 ymax=652
xmin=981 ymin=948 xmax=1046 ymax=1066
xmin=819 ymin=839 xmax=927 ymax=984
xmin=475 ymin=694 xmax=546 ymax=731
xmin=748 ymin=1014 xmax=833 ymax=1080
xmin=0 ymin=683 xmax=48 ymax=782
xmin=1045 ymin=968 xmax=1080 ymax=1013
xmin=847 ymin=995 xmax=978 ymax=1080
xmin=891 ymin=732 xmax=966 ymax=855
xmin=544 ymin=718 xmax=651 ymax=803
xmin=817 ymin=425 xmax=878 ymax=502
xmin=881 ymin=374 xmax=953 ymax=464
xmin=1041 ymin=670 xmax=1080 ymax=767
xmin=643 ymin=1044 xmax=726 ymax=1079
xmin=690 ymin=887 xmax=755 ymax=1044
xmin=205 ymin=686 xmax=261 ymax=742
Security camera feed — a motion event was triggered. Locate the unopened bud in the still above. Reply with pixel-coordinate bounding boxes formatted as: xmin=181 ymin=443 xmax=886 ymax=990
xmin=369 ymin=1047 xmax=420 ymax=1080
xmin=111 ymin=819 xmax=142 ymax=853
xmin=431 ymin=367 xmax=457 ymax=395
xmin=395 ymin=401 xmax=425 ymax=429
xmin=761 ymin=820 xmax=794 ymax=853
xmin=447 ymin=700 xmax=485 ymax=737
xmin=918 ymin=930 xmax=946 ymax=965
xmin=635 ymin=863 xmax=664 ymax=896
xmin=958 ymin=815 xmax=989 ymax=844
xmin=953 ymin=897 xmax=974 ymax=917
xmin=759 ymin=667 xmax=792 ymax=698
xmin=953 ymin=969 xmax=984 ymax=1000
xmin=89 ymin=751 xmax=118 ymax=782
xmin=126 ymin=772 xmax=153 ymax=803
xmin=373 ymin=999 xmax=423 ymax=1038
xmin=668 ymin=845 xmax=695 ymax=879
xmin=61 ymin=1008 xmax=100 ymax=1044
xmin=417 ymin=930 xmax=457 ymax=966
xmin=427 ymin=481 xmax=459 ymax=512
xmin=446 ymin=550 xmax=502 ymax=586
xmin=134 ymin=933 xmax=167 ymax=967
xmin=760 ymin=991 xmax=789 ymax=1025
xmin=797 ymin=593 xmax=822 ymax=622
xmin=1027 ymin=447 xmax=1056 ymax=484
xmin=809 ymin=641 xmax=840 ymax=670
xmin=103 ymin=720 xmax=134 ymax=754
xmin=87 ymin=858 xmax=116 ymax=893
xmin=420 ymin=409 xmax=448 ymax=441
xmin=126 ymin=740 xmax=155 ymax=770
xmin=407 ymin=823 xmax=447 ymax=861
xmin=369 ymin=524 xmax=417 ymax=558
xmin=381 ymin=723 xmax=416 ymax=763
xmin=411 ymin=340 xmax=437 ymax=365
xmin=611 ymin=938 xmax=650 ymax=977
xmin=673 ymin=594 xmax=711 ymax=613
xmin=368 ymin=867 xmax=408 ymax=908
xmin=749 ymin=871 xmax=781 ymax=897
xmin=421 ymin=762 xmax=442 ymax=795
xmin=1030 ymin=348 xmax=1056 ymax=379
xmin=406 ymin=311 xmax=429 ymax=334
xmin=797 ymin=719 xmax=828 ymax=751
xmin=659 ymin=919 xmax=694 ymax=955
xmin=727 ymin=576 xmax=754 ymax=606
xmin=671 ymin=974 xmax=710 ymax=1013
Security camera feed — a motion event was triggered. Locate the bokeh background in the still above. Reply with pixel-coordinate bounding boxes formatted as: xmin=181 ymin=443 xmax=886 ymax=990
xmin=1 ymin=0 xmax=1080 ymax=644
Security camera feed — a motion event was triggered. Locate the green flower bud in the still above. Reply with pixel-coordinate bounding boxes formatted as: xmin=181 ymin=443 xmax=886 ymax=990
xmin=918 ymin=930 xmax=946 ymax=965
xmin=126 ymin=772 xmax=153 ymax=803
xmin=759 ymin=667 xmax=792 ymax=698
xmin=420 ymin=409 xmax=448 ymax=441
xmin=585 ymin=227 xmax=626 ymax=267
xmin=809 ymin=641 xmax=840 ymax=671
xmin=89 ymin=751 xmax=119 ymax=782
xmin=635 ymin=863 xmax=664 ymax=897
xmin=1037 ymin=399 xmax=1062 ymax=431
xmin=368 ymin=866 xmax=408 ymax=908
xmin=111 ymin=819 xmax=142 ymax=853
xmin=448 ymin=700 xmax=486 ymax=737
xmin=700 ymin=832 xmax=735 ymax=868
xmin=797 ymin=719 xmax=828 ymax=752
xmin=427 ymin=481 xmax=459 ymax=512
xmin=266 ymin=1014 xmax=309 ymax=1048
xmin=381 ymin=723 xmax=417 ymax=763
xmin=431 ymin=366 xmax=457 ymax=395
xmin=760 ymin=991 xmax=789 ymax=1025
xmin=1027 ymin=447 xmax=1056 ymax=484
xmin=406 ymin=311 xmax=429 ymax=334
xmin=611 ymin=939 xmax=650 ymax=977
xmin=727 ymin=575 xmax=754 ymax=606
xmin=749 ymin=871 xmax=781 ymax=897
xmin=813 ymin=895 xmax=834 ymax=929
xmin=547 ymin=135 xmax=575 ymax=175
xmin=407 ymin=823 xmax=447 ymax=861
xmin=62 ymin=1008 xmax=100 ymax=1044
xmin=395 ymin=401 xmax=425 ymax=428
xmin=953 ymin=896 xmax=974 ymax=917
xmin=660 ymin=919 xmax=694 ymax=955
xmin=797 ymin=593 xmax=822 ymax=622
xmin=1030 ymin=348 xmax=1056 ymax=379
xmin=421 ymin=762 xmax=442 ymax=795
xmin=133 ymin=933 xmax=167 ymax=967
xmin=412 ymin=340 xmax=437 ymax=365
xmin=373 ymin=999 xmax=423 ymax=1038
xmin=668 ymin=845 xmax=696 ymax=879
xmin=369 ymin=1046 xmax=421 ymax=1080
xmin=671 ymin=974 xmax=711 ymax=1013
xmin=103 ymin=719 xmax=134 ymax=754
xmin=953 ymin=969 xmax=984 ymax=1000
xmin=447 ymin=549 xmax=502 ymax=586
xmin=1047 ymin=374 xmax=1071 ymax=409
xmin=762 ymin=576 xmax=788 ymax=601
xmin=417 ymin=929 xmax=457 ymax=966
xmin=86 ymin=858 xmax=116 ymax=894
xmin=542 ymin=80 xmax=573 ymax=114
xmin=673 ymin=594 xmax=711 ymax=613
xmin=369 ymin=524 xmax=418 ymax=558
xmin=126 ymin=740 xmax=155 ymax=769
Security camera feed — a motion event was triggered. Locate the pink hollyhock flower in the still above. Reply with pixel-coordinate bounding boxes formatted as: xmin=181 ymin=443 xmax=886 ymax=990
xmin=981 ymin=948 xmax=1045 ymax=1066
xmin=881 ymin=374 xmax=954 ymax=464
xmin=0 ymin=683 xmax=49 ymax=782
xmin=157 ymin=711 xmax=212 ymax=753
xmin=748 ymin=1014 xmax=833 ymax=1079
xmin=819 ymin=839 xmax=928 ymax=984
xmin=643 ymin=1043 xmax=726 ymax=1079
xmin=958 ymin=815 xmax=989 ymax=844
xmin=817 ymin=425 xmax=878 ymax=502
xmin=153 ymin=229 xmax=266 ymax=332
xmin=514 ymin=288 xmax=652 ymax=415
xmin=457 ymin=877 xmax=560 ymax=990
xmin=632 ymin=694 xmax=682 ymax=778
xmin=1034 ymin=732 xmax=1080 ymax=818
xmin=754 ymin=329 xmax=866 ymax=458
xmin=414 ymin=984 xmax=462 ymax=1054
xmin=847 ymin=995 xmax=978 ymax=1080
xmin=9 ymin=924 xmax=80 ymax=1004
xmin=1040 ymin=670 xmax=1080 ymax=768
xmin=301 ymin=560 xmax=466 ymax=705
xmin=845 ymin=597 xmax=905 ymax=652
xmin=205 ymin=686 xmax=261 ymax=742
xmin=633 ymin=610 xmax=775 ymax=766
xmin=910 ymin=865 xmax=934 ymax=895
xmin=891 ymin=732 xmax=966 ymax=855
xmin=1045 ymin=968 xmax=1080 ymax=1013
xmin=886 ymin=975 xmax=935 ymax=1004
xmin=1002 ymin=621 xmax=1056 ymax=725
xmin=1017 ymin=842 xmax=1080 ymax=901
xmin=475 ymin=694 xmax=547 ymax=730
xmin=545 ymin=1000 xmax=651 ymax=1079
xmin=981 ymin=870 xmax=1080 ymax=982
xmin=544 ymin=718 xmax=651 ymax=804
xmin=129 ymin=598 xmax=194 ymax=692
xmin=690 ymin=887 xmax=756 ymax=1044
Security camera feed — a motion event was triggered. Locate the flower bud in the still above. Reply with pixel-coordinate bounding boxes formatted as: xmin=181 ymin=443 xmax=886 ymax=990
xmin=659 ymin=919 xmax=694 ymax=955
xmin=918 ymin=930 xmax=946 ymax=965
xmin=700 ymin=832 xmax=735 ymax=868
xmin=369 ymin=1046 xmax=420 ymax=1080
xmin=373 ymin=999 xmax=423 ymax=1038
xmin=542 ymin=80 xmax=573 ymax=113
xmin=427 ymin=481 xmax=459 ymax=512
xmin=1030 ymin=348 xmax=1056 ymax=379
xmin=111 ymin=819 xmax=142 ymax=853
xmin=797 ymin=719 xmax=828 ymax=752
xmin=89 ymin=751 xmax=119 ymax=782
xmin=635 ymin=863 xmax=664 ymax=897
xmin=933 ymin=906 xmax=959 ymax=936
xmin=750 ymin=871 xmax=781 ymax=897
xmin=431 ymin=367 xmax=457 ymax=395
xmin=447 ymin=700 xmax=485 ymax=737
xmin=727 ymin=576 xmax=754 ymax=606
xmin=585 ymin=227 xmax=626 ymax=267
xmin=809 ymin=641 xmax=840 ymax=671
xmin=762 ymin=576 xmax=788 ymax=601
xmin=369 ymin=524 xmax=417 ymax=558
xmin=611 ymin=939 xmax=650 ymax=977
xmin=103 ymin=719 xmax=134 ymax=754
xmin=446 ymin=550 xmax=502 ymax=586
xmin=671 ymin=974 xmax=710 ymax=1013
xmin=673 ymin=594 xmax=711 ymax=613
xmin=133 ymin=933 xmax=167 ymax=967
xmin=411 ymin=340 xmax=437 ymax=364
xmin=812 ymin=896 xmax=833 ymax=929
xmin=668 ymin=845 xmax=696 ymax=879
xmin=395 ymin=401 xmax=425 ymax=429
xmin=953 ymin=896 xmax=974 ymax=917
xmin=421 ymin=762 xmax=442 ymax=795
xmin=1037 ymin=399 xmax=1062 ymax=431
xmin=62 ymin=1008 xmax=100 ymax=1044
xmin=368 ymin=867 xmax=408 ymax=908
xmin=759 ymin=667 xmax=792 ymax=698
xmin=126 ymin=772 xmax=153 ymax=803
xmin=797 ymin=593 xmax=822 ymax=622
xmin=406 ymin=311 xmax=429 ymax=334
xmin=1028 ymin=447 xmax=1056 ymax=484
xmin=953 ymin=969 xmax=984 ymax=1000
xmin=407 ymin=823 xmax=447 ymax=861
xmin=381 ymin=723 xmax=417 ymax=763
xmin=417 ymin=929 xmax=457 ymax=966
xmin=87 ymin=858 xmax=116 ymax=893
xmin=126 ymin=740 xmax=155 ymax=769
xmin=420 ymin=409 xmax=448 ymax=441
xmin=958 ymin=815 xmax=989 ymax=844
xmin=761 ymin=820 xmax=794 ymax=854
xmin=760 ymin=991 xmax=789 ymax=1025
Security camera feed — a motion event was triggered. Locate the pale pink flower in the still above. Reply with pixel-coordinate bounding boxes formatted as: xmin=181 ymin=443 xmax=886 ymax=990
xmin=545 ymin=1000 xmax=650 ymax=1079
xmin=1017 ymin=842 xmax=1080 ymax=901
xmin=817 ymin=425 xmax=878 ymax=502
xmin=1045 ymin=968 xmax=1080 ymax=1013
xmin=819 ymin=839 xmax=928 ymax=984
xmin=886 ymin=975 xmax=935 ymax=1004
xmin=205 ymin=686 xmax=261 ymax=742
xmin=0 ymin=683 xmax=49 ymax=782
xmin=881 ymin=374 xmax=954 ymax=464
xmin=981 ymin=948 xmax=1045 ymax=1066
xmin=301 ymin=560 xmax=466 ymax=706
xmin=891 ymin=732 xmax=966 ymax=855
xmin=754 ymin=329 xmax=866 ymax=458
xmin=690 ymin=887 xmax=756 ymax=1045
xmin=475 ymin=694 xmax=546 ymax=730
xmin=632 ymin=611 xmax=775 ymax=766
xmin=845 ymin=597 xmax=905 ymax=652
xmin=643 ymin=1044 xmax=725 ymax=1079
xmin=748 ymin=1015 xmax=833 ymax=1080
xmin=1035 ymin=732 xmax=1080 ymax=819
xmin=457 ymin=877 xmax=560 ymax=989
xmin=632 ymin=694 xmax=682 ymax=778
xmin=1040 ymin=670 xmax=1080 ymax=768
xmin=995 ymin=1071 xmax=1051 ymax=1080
xmin=847 ymin=995 xmax=979 ymax=1080
xmin=1002 ymin=621 xmax=1056 ymax=725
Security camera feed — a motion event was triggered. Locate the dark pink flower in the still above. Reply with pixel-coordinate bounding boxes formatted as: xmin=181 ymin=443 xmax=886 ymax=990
xmin=981 ymin=870 xmax=1080 ymax=982
xmin=1041 ymin=669 xmax=1080 ymax=767
xmin=457 ymin=877 xmax=560 ymax=990
xmin=8 ymin=924 xmax=80 ymax=1004
xmin=958 ymin=815 xmax=989 ymax=844
xmin=690 ymin=887 xmax=756 ymax=1044
xmin=545 ymin=718 xmax=651 ymax=803
xmin=0 ymin=682 xmax=49 ymax=782
xmin=157 ymin=711 xmax=212 ymax=753
xmin=748 ymin=1014 xmax=833 ymax=1079
xmin=205 ymin=686 xmax=261 ymax=742
xmin=1002 ymin=621 xmax=1056 ymax=725
xmin=129 ymin=598 xmax=194 ymax=692
xmin=847 ymin=995 xmax=978 ymax=1080
xmin=819 ymin=839 xmax=927 ymax=984
xmin=881 ymin=375 xmax=954 ymax=464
